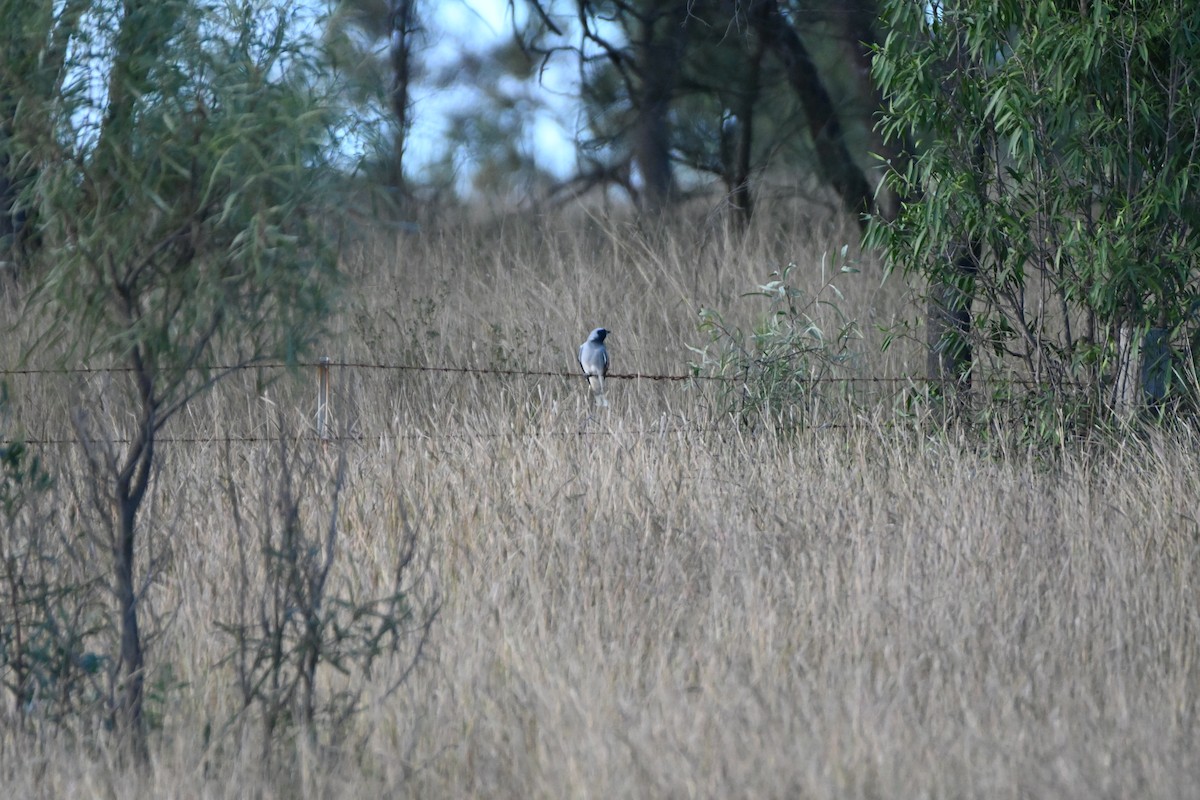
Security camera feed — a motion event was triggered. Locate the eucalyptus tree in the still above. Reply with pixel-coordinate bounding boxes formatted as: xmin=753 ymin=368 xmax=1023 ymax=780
xmin=2 ymin=0 xmax=347 ymax=755
xmin=870 ymin=0 xmax=1200 ymax=411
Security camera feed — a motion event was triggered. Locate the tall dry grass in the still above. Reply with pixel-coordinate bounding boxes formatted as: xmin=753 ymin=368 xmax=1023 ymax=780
xmin=2 ymin=207 xmax=1199 ymax=797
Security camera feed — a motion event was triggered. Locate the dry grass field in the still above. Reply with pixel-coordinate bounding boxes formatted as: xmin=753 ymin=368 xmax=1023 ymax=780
xmin=2 ymin=207 xmax=1199 ymax=797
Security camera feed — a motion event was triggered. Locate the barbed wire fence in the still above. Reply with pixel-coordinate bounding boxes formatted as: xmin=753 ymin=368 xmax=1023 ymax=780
xmin=0 ymin=358 xmax=1083 ymax=447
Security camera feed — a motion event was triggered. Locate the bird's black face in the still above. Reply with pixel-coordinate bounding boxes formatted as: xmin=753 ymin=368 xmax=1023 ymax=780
xmin=594 ymin=328 xmax=609 ymax=342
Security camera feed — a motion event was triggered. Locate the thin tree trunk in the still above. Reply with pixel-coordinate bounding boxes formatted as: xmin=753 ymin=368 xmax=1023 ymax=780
xmin=111 ymin=345 xmax=157 ymax=761
xmin=927 ymin=239 xmax=979 ymax=397
xmin=0 ymin=154 xmax=23 ymax=270
xmin=388 ymin=0 xmax=417 ymax=196
xmin=730 ymin=37 xmax=763 ymax=227
xmin=114 ymin=491 xmax=147 ymax=758
xmin=94 ymin=1 xmax=178 ymax=760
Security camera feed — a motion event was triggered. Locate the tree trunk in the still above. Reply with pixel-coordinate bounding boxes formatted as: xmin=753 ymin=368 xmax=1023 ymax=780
xmin=111 ymin=347 xmax=157 ymax=760
xmin=826 ymin=0 xmax=904 ymax=221
xmin=748 ymin=0 xmax=874 ymax=228
xmin=388 ymin=0 xmax=417 ymax=196
xmin=927 ymin=239 xmax=979 ymax=404
xmin=93 ymin=3 xmax=180 ymax=757
xmin=1 ymin=94 xmax=34 ymax=280
xmin=633 ymin=1 xmax=688 ymax=213
xmin=114 ymin=491 xmax=147 ymax=759
xmin=730 ymin=37 xmax=763 ymax=227
xmin=1112 ymin=324 xmax=1173 ymax=417
xmin=0 ymin=154 xmax=23 ymax=272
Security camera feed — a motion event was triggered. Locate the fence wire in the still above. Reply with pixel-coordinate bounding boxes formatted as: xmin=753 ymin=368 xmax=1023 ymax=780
xmin=0 ymin=358 xmax=1085 ymax=448
xmin=0 ymin=359 xmax=1078 ymax=385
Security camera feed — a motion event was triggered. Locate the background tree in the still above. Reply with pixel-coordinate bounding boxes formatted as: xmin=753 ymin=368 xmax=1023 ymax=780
xmin=870 ymin=0 xmax=1200 ymax=411
xmin=812 ymin=0 xmax=900 ymax=220
xmin=326 ymin=0 xmax=423 ymax=206
xmin=545 ymin=0 xmax=689 ymax=211
xmin=628 ymin=0 xmax=689 ymax=210
xmin=746 ymin=0 xmax=873 ymax=226
xmin=424 ymin=36 xmax=566 ymax=202
xmin=521 ymin=0 xmax=883 ymax=223
xmin=0 ymin=0 xmax=90 ymax=281
xmin=5 ymin=0 xmax=345 ymax=755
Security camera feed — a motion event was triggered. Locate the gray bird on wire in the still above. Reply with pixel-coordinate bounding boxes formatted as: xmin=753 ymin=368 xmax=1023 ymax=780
xmin=578 ymin=327 xmax=610 ymax=407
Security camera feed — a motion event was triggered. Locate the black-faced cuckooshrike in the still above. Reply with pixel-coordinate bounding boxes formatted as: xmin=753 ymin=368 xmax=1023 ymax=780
xmin=578 ymin=327 xmax=610 ymax=407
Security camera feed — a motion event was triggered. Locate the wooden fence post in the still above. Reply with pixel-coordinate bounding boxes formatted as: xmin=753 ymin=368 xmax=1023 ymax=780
xmin=316 ymin=357 xmax=332 ymax=442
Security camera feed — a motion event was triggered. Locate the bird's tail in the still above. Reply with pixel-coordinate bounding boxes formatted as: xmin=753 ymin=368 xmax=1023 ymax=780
xmin=589 ymin=375 xmax=609 ymax=407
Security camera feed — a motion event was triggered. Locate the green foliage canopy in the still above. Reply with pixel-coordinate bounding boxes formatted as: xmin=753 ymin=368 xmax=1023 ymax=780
xmin=870 ymin=0 xmax=1200 ymax=393
xmin=6 ymin=0 xmax=344 ymax=410
xmin=0 ymin=0 xmax=351 ymax=751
